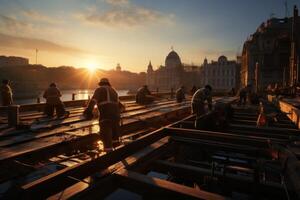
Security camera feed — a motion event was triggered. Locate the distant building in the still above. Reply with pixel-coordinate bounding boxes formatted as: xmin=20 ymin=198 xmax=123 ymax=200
xmin=200 ymin=56 xmax=237 ymax=91
xmin=147 ymin=50 xmax=185 ymax=90
xmin=116 ymin=63 xmax=122 ymax=72
xmin=0 ymin=56 xmax=29 ymax=67
xmin=146 ymin=50 xmax=238 ymax=92
xmin=241 ymin=6 xmax=300 ymax=90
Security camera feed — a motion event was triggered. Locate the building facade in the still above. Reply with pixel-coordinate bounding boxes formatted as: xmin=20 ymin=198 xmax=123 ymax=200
xmin=201 ymin=56 xmax=237 ymax=91
xmin=241 ymin=6 xmax=300 ymax=90
xmin=147 ymin=50 xmax=238 ymax=92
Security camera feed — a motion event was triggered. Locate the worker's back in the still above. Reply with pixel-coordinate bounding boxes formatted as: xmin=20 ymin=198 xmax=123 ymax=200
xmin=43 ymin=87 xmax=62 ymax=105
xmin=192 ymin=88 xmax=207 ymax=104
xmin=176 ymin=88 xmax=185 ymax=103
xmin=136 ymin=87 xmax=151 ymax=104
xmin=93 ymin=86 xmax=120 ymax=120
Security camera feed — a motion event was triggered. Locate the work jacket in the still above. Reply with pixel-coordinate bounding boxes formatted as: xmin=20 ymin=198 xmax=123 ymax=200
xmin=191 ymin=88 xmax=212 ymax=112
xmin=92 ymin=86 xmax=120 ymax=121
xmin=43 ymin=87 xmax=62 ymax=105
xmin=136 ymin=87 xmax=151 ymax=103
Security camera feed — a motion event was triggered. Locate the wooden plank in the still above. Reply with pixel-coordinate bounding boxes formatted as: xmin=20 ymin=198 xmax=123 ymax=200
xmin=0 ymin=103 xmax=189 ymax=148
xmin=21 ymin=128 xmax=167 ymax=199
xmin=170 ymin=136 xmax=265 ymax=157
xmin=165 ymin=127 xmax=285 ymax=148
xmin=229 ymin=123 xmax=300 ymax=135
xmin=29 ymin=100 xmax=189 ymax=131
xmin=114 ymin=169 xmax=227 ymax=200
xmin=151 ymin=160 xmax=285 ymax=198
xmin=20 ymin=99 xmax=173 ymax=122
xmin=54 ymin=137 xmax=171 ymax=199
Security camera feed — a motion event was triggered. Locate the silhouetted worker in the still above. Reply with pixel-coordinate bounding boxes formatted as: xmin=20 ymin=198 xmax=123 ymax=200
xmin=1 ymin=79 xmax=13 ymax=106
xmin=176 ymin=86 xmax=185 ymax=103
xmin=43 ymin=83 xmax=69 ymax=118
xmin=86 ymin=78 xmax=122 ymax=152
xmin=136 ymin=85 xmax=155 ymax=104
xmin=191 ymin=85 xmax=213 ymax=128
xmin=239 ymin=87 xmax=247 ymax=105
xmin=190 ymin=85 xmax=197 ymax=95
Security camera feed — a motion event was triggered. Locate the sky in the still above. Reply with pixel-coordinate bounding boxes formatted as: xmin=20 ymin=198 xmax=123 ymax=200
xmin=0 ymin=0 xmax=299 ymax=72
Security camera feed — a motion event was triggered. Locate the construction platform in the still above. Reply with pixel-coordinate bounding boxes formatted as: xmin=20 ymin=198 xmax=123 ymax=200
xmin=1 ymin=95 xmax=300 ymax=199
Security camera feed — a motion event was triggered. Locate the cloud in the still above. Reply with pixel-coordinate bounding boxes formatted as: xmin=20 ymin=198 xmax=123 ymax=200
xmin=0 ymin=32 xmax=86 ymax=55
xmin=22 ymin=10 xmax=63 ymax=24
xmin=105 ymin=0 xmax=129 ymax=6
xmin=76 ymin=0 xmax=174 ymax=27
xmin=0 ymin=15 xmax=31 ymax=33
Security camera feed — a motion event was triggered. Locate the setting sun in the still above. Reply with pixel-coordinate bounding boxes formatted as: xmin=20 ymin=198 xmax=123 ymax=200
xmin=85 ymin=61 xmax=99 ymax=73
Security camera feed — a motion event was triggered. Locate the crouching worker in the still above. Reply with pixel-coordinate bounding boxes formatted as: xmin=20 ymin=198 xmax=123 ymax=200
xmin=136 ymin=85 xmax=155 ymax=105
xmin=191 ymin=85 xmax=213 ymax=129
xmin=43 ymin=83 xmax=69 ymax=118
xmin=1 ymin=79 xmax=13 ymax=106
xmin=86 ymin=78 xmax=123 ymax=152
xmin=176 ymin=86 xmax=185 ymax=103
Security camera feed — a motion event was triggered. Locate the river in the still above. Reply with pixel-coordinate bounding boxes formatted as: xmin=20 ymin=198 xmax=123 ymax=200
xmin=13 ymin=89 xmax=130 ymax=105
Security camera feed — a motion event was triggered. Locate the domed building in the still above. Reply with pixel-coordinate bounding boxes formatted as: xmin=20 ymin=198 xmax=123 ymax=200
xmin=147 ymin=50 xmax=184 ymax=90
xmin=146 ymin=50 xmax=238 ymax=92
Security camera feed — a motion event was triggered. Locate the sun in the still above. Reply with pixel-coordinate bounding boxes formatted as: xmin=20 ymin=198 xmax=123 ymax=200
xmin=86 ymin=62 xmax=98 ymax=73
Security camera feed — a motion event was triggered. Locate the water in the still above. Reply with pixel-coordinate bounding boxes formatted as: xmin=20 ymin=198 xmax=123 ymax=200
xmin=14 ymin=89 xmax=130 ymax=105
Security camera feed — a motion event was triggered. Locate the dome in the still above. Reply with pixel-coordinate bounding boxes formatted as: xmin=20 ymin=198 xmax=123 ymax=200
xmin=165 ymin=50 xmax=182 ymax=68
xmin=166 ymin=50 xmax=180 ymax=60
xmin=218 ymin=55 xmax=227 ymax=64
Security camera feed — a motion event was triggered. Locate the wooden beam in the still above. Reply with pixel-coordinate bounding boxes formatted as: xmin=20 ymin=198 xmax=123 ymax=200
xmin=170 ymin=136 xmax=267 ymax=157
xmin=151 ymin=160 xmax=286 ymax=199
xmin=61 ymin=137 xmax=172 ymax=199
xmin=114 ymin=169 xmax=227 ymax=200
xmin=21 ymin=129 xmax=167 ymax=199
xmin=165 ymin=127 xmax=285 ymax=148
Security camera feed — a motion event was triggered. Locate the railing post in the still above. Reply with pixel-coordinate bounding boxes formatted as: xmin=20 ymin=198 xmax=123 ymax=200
xmin=8 ymin=105 xmax=20 ymax=127
xmin=72 ymin=93 xmax=76 ymax=101
xmin=37 ymin=97 xmax=40 ymax=103
xmin=171 ymin=88 xmax=174 ymax=99
xmin=156 ymin=88 xmax=159 ymax=93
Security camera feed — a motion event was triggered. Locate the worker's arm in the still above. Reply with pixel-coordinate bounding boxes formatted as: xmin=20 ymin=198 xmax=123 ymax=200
xmin=207 ymin=96 xmax=213 ymax=111
xmin=57 ymin=89 xmax=62 ymax=97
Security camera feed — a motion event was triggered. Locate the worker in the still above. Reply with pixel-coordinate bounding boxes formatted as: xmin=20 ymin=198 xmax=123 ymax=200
xmin=43 ymin=83 xmax=69 ymax=118
xmin=85 ymin=78 xmax=123 ymax=152
xmin=190 ymin=85 xmax=197 ymax=95
xmin=136 ymin=85 xmax=155 ymax=105
xmin=1 ymin=79 xmax=13 ymax=106
xmin=191 ymin=85 xmax=213 ymax=129
xmin=176 ymin=86 xmax=185 ymax=103
xmin=239 ymin=86 xmax=247 ymax=105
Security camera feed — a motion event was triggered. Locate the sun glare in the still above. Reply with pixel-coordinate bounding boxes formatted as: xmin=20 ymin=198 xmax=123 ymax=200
xmin=86 ymin=62 xmax=98 ymax=73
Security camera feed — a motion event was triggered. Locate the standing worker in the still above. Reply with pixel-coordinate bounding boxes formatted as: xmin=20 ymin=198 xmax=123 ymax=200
xmin=86 ymin=78 xmax=123 ymax=152
xmin=1 ymin=79 xmax=13 ymax=106
xmin=176 ymin=86 xmax=185 ymax=103
xmin=191 ymin=85 xmax=213 ymax=128
xmin=43 ymin=83 xmax=69 ymax=118
xmin=239 ymin=86 xmax=247 ymax=105
xmin=136 ymin=85 xmax=155 ymax=105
